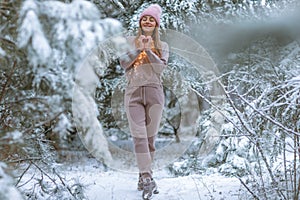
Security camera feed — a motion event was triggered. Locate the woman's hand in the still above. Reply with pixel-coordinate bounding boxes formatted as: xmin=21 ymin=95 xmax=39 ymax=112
xmin=143 ymin=36 xmax=152 ymax=50
xmin=137 ymin=35 xmax=152 ymax=50
xmin=137 ymin=35 xmax=146 ymax=50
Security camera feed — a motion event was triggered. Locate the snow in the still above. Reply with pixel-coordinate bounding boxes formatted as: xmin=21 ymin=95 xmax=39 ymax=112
xmin=0 ymin=163 xmax=23 ymax=200
xmin=16 ymin=153 xmax=246 ymax=200
xmin=18 ymin=6 xmax=51 ymax=66
xmin=5 ymin=131 xmax=23 ymax=143
xmin=290 ymin=75 xmax=300 ymax=82
xmin=0 ymin=47 xmax=6 ymax=57
xmin=53 ymin=114 xmax=72 ymax=137
xmin=83 ymin=170 xmax=243 ymax=200
xmin=54 ymin=159 xmax=244 ymax=200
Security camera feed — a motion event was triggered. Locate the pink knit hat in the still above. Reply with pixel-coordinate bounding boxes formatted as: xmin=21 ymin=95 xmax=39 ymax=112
xmin=139 ymin=4 xmax=162 ymax=27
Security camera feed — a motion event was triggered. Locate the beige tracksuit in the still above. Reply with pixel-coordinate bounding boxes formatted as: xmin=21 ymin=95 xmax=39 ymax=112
xmin=120 ymin=36 xmax=169 ymax=176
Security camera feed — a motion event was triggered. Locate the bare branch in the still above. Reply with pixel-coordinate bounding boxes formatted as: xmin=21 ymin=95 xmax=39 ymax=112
xmin=238 ymin=178 xmax=260 ymax=200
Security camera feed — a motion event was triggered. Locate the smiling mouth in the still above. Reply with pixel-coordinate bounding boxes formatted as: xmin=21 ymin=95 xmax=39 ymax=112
xmin=143 ymin=24 xmax=154 ymax=27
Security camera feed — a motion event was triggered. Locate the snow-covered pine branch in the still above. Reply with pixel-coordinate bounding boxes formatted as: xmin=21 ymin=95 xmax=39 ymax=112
xmin=17 ymin=0 xmax=124 ymax=164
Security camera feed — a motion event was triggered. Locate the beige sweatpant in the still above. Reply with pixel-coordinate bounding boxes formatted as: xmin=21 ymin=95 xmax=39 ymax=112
xmin=124 ymin=85 xmax=164 ymax=177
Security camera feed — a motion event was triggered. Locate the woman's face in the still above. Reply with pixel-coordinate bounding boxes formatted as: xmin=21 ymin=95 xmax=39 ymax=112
xmin=140 ymin=15 xmax=156 ymax=35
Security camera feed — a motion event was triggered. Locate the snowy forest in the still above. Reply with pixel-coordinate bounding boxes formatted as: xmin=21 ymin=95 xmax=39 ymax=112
xmin=1 ymin=0 xmax=300 ymax=199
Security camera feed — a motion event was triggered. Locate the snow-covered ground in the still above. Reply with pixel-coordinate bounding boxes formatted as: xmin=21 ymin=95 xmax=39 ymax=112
xmin=51 ymin=154 xmax=246 ymax=200
xmin=16 ymin=144 xmax=248 ymax=200
xmin=17 ymin=154 xmax=246 ymax=200
xmin=81 ymin=169 xmax=244 ymax=200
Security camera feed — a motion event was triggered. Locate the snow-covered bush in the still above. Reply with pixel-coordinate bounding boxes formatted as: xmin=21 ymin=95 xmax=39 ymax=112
xmin=166 ymin=1 xmax=300 ymax=199
xmin=15 ymin=0 xmax=122 ymax=157
xmin=1 ymin=0 xmax=124 ymax=198
xmin=218 ymin=30 xmax=300 ymax=199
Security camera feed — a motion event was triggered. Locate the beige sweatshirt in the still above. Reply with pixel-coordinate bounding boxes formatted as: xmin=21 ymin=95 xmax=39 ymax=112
xmin=119 ymin=36 xmax=169 ymax=87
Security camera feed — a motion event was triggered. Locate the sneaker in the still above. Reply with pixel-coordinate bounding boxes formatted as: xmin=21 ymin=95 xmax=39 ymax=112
xmin=142 ymin=177 xmax=159 ymax=200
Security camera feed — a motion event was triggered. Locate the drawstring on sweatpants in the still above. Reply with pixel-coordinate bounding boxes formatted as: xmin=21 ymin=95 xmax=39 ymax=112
xmin=140 ymin=87 xmax=143 ymax=104
xmin=143 ymin=87 xmax=146 ymax=105
xmin=140 ymin=86 xmax=146 ymax=105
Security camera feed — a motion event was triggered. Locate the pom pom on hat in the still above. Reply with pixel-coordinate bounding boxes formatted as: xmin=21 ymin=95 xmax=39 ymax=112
xmin=139 ymin=4 xmax=162 ymax=27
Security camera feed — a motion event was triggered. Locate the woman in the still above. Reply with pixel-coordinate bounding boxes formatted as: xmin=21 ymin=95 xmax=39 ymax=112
xmin=119 ymin=4 xmax=169 ymax=200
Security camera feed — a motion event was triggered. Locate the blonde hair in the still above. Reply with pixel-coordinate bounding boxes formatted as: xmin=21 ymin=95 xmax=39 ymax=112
xmin=134 ymin=27 xmax=162 ymax=57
